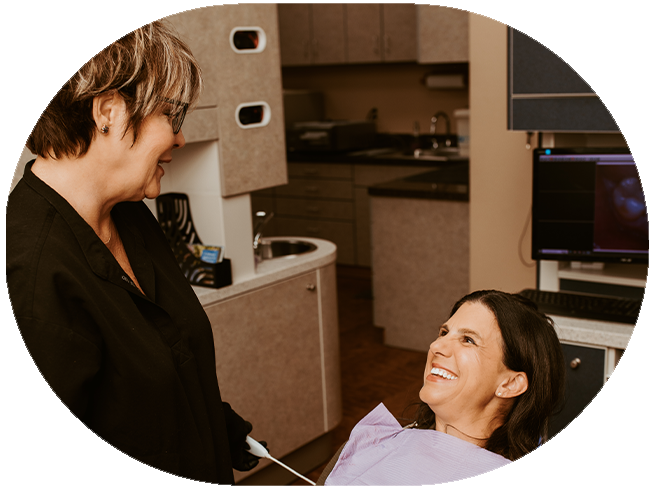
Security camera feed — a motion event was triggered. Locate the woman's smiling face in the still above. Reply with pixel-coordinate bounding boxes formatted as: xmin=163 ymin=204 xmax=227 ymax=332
xmin=109 ymin=97 xmax=186 ymax=202
xmin=419 ymin=301 xmax=513 ymax=426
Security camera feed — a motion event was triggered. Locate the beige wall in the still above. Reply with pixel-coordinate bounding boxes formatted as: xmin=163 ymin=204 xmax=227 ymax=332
xmin=282 ymin=63 xmax=469 ymax=134
xmin=469 ymin=14 xmax=537 ymax=292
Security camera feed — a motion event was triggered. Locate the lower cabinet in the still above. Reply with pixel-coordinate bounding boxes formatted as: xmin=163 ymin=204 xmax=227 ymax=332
xmin=203 ymin=265 xmax=341 ymax=481
xmin=548 ymin=342 xmax=606 ymax=439
xmin=251 ymin=162 xmax=434 ymax=266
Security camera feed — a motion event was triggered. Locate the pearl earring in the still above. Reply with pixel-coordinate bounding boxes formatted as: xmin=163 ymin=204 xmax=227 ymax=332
xmin=497 ymin=392 xmax=502 ymax=397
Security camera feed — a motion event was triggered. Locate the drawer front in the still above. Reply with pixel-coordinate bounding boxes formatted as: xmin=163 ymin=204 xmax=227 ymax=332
xmin=274 ymin=217 xmax=356 ymax=264
xmin=276 ymin=197 xmax=355 ymax=220
xmin=548 ymin=343 xmax=606 ymax=439
xmin=288 ymin=162 xmax=353 ymax=180
xmin=276 ymin=178 xmax=354 ymax=200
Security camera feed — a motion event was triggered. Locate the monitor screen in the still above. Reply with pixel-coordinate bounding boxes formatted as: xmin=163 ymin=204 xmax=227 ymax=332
xmin=532 ymin=148 xmax=648 ymax=264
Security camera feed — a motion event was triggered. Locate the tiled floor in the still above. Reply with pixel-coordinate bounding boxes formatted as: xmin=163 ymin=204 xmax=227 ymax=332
xmin=292 ymin=265 xmax=427 ymax=485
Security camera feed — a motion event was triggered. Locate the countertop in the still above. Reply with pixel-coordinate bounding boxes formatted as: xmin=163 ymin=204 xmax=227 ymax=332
xmin=368 ymin=162 xmax=469 ymax=201
xmin=286 ymin=133 xmax=469 ymax=168
xmin=193 ymin=237 xmax=337 ymax=307
xmin=287 ymin=147 xmax=469 ymax=167
xmin=551 ymin=314 xmax=634 ymax=350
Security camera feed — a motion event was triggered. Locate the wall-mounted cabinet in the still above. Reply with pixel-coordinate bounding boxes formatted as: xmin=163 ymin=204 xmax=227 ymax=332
xmin=346 ymin=4 xmax=417 ymax=63
xmin=416 ymin=6 xmax=468 ymax=63
xmin=507 ymin=27 xmax=618 ymax=132
xmin=277 ymin=4 xmax=347 ymax=66
xmin=279 ymin=4 xmax=431 ymax=67
xmin=168 ymin=5 xmax=288 ymax=197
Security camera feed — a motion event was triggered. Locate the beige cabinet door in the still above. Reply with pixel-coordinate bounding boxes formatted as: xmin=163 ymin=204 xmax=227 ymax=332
xmin=212 ymin=4 xmax=288 ymax=196
xmin=345 ymin=4 xmax=382 ymax=63
xmin=417 ymin=6 xmax=469 ymax=63
xmin=382 ymin=4 xmax=417 ymax=62
xmin=167 ymin=7 xmax=221 ymax=108
xmin=278 ymin=4 xmax=346 ymax=66
xmin=277 ymin=4 xmax=312 ymax=66
xmin=204 ymin=268 xmax=341 ymax=480
xmin=167 ymin=5 xmax=288 ymax=196
xmin=311 ymin=4 xmax=347 ymax=65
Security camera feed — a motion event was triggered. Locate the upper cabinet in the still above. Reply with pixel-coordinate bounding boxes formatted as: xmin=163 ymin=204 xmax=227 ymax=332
xmin=416 ymin=6 xmax=468 ymax=63
xmin=278 ymin=4 xmax=346 ymax=66
xmin=167 ymin=5 xmax=288 ymax=196
xmin=278 ymin=4 xmax=421 ymax=66
xmin=346 ymin=4 xmax=417 ymax=63
xmin=507 ymin=27 xmax=618 ymax=132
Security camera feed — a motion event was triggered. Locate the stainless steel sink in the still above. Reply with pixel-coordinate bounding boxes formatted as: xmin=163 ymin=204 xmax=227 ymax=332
xmin=256 ymin=238 xmax=317 ymax=260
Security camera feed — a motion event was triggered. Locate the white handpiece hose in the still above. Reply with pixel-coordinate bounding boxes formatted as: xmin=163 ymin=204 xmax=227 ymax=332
xmin=245 ymin=436 xmax=316 ymax=486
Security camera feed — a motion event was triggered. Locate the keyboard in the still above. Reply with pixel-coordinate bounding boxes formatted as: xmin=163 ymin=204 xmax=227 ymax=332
xmin=519 ymin=289 xmax=642 ymax=325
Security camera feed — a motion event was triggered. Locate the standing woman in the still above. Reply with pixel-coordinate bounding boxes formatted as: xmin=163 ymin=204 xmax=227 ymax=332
xmin=7 ymin=21 xmax=261 ymax=483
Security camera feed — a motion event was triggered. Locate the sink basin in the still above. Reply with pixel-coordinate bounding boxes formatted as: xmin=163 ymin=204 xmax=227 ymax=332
xmin=256 ymin=238 xmax=317 ymax=260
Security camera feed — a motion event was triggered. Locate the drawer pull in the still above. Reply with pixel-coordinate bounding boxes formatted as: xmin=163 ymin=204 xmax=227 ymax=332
xmin=570 ymin=358 xmax=581 ymax=369
xmin=235 ymin=101 xmax=271 ymax=129
xmin=229 ymin=27 xmax=267 ymax=53
xmin=306 ymin=227 xmax=320 ymax=234
xmin=306 ymin=206 xmax=320 ymax=214
xmin=306 ymin=284 xmax=316 ymax=292
xmin=305 ymin=186 xmax=319 ymax=194
xmin=305 ymin=168 xmax=319 ymax=176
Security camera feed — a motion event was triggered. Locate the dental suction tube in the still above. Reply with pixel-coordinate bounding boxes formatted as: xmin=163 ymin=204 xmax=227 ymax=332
xmin=245 ymin=436 xmax=316 ymax=486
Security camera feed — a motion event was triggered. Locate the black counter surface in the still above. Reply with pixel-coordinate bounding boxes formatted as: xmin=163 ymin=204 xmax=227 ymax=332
xmin=286 ymin=133 xmax=468 ymax=167
xmin=287 ymin=148 xmax=469 ymax=167
xmin=368 ymin=162 xmax=469 ymax=201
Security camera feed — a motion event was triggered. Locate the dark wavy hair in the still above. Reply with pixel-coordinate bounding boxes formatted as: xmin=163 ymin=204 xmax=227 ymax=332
xmin=413 ymin=290 xmax=566 ymax=461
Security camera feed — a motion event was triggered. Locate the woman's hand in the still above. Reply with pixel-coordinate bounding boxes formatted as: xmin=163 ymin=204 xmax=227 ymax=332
xmin=231 ymin=420 xmax=268 ymax=471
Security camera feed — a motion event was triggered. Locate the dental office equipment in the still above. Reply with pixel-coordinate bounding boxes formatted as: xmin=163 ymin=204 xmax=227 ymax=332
xmin=246 ymin=436 xmax=316 ymax=486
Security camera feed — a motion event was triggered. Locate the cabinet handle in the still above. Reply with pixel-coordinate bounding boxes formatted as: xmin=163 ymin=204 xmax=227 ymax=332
xmin=306 ymin=206 xmax=320 ymax=214
xmin=570 ymin=358 xmax=581 ymax=369
xmin=305 ymin=185 xmax=319 ymax=194
xmin=385 ymin=35 xmax=391 ymax=55
xmin=373 ymin=35 xmax=380 ymax=55
xmin=306 ymin=226 xmax=320 ymax=234
xmin=306 ymin=284 xmax=316 ymax=292
xmin=304 ymin=168 xmax=319 ymax=176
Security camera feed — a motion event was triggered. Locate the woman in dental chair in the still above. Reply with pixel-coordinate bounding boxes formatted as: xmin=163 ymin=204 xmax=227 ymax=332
xmin=321 ymin=290 xmax=566 ymax=485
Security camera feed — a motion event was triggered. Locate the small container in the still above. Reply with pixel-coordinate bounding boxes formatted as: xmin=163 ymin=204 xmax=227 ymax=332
xmin=454 ymin=109 xmax=470 ymax=157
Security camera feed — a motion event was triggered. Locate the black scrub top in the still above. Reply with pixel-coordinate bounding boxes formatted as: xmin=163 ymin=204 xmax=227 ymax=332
xmin=6 ymin=161 xmax=242 ymax=483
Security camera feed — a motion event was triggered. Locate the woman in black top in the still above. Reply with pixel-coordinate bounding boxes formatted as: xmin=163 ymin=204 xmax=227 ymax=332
xmin=7 ymin=21 xmax=261 ymax=483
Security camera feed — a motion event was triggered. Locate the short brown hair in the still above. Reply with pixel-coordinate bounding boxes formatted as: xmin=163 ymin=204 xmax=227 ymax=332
xmin=27 ymin=20 xmax=202 ymax=159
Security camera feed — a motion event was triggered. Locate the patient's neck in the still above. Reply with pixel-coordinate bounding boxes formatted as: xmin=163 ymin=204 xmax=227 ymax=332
xmin=434 ymin=413 xmax=502 ymax=448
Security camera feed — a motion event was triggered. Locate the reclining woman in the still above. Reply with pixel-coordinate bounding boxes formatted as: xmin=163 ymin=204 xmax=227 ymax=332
xmin=321 ymin=290 xmax=566 ymax=485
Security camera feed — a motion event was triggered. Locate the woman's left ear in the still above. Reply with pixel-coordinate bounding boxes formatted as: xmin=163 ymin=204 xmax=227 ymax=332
xmin=496 ymin=372 xmax=528 ymax=399
xmin=92 ymin=91 xmax=124 ymax=133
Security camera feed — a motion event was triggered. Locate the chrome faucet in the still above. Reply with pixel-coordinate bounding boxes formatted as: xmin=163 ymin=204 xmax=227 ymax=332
xmin=430 ymin=111 xmax=452 ymax=148
xmin=253 ymin=211 xmax=274 ymax=250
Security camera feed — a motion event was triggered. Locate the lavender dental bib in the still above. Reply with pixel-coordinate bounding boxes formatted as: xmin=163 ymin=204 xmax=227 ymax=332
xmin=325 ymin=403 xmax=510 ymax=486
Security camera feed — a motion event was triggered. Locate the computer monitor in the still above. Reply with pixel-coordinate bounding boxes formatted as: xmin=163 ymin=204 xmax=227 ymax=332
xmin=532 ymin=147 xmax=648 ymax=264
